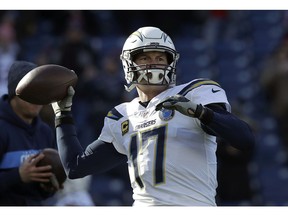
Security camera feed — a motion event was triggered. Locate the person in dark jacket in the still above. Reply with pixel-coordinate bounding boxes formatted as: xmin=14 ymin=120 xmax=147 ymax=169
xmin=0 ymin=61 xmax=60 ymax=206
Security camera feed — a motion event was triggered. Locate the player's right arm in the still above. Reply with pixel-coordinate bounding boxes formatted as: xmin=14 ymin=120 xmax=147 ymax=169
xmin=55 ymin=117 xmax=127 ymax=179
xmin=52 ymin=86 xmax=127 ymax=179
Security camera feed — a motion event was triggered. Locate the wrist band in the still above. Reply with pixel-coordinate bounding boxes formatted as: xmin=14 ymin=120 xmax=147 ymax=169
xmin=199 ymin=107 xmax=214 ymax=125
xmin=194 ymin=104 xmax=204 ymax=118
xmin=55 ymin=113 xmax=74 ymax=128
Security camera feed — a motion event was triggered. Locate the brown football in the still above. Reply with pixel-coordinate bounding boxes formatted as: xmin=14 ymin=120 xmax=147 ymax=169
xmin=37 ymin=148 xmax=67 ymax=187
xmin=15 ymin=64 xmax=78 ymax=105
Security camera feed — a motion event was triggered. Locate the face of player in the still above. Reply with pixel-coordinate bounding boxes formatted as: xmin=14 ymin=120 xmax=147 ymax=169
xmin=134 ymin=51 xmax=169 ymax=84
xmin=134 ymin=51 xmax=169 ymax=83
xmin=134 ymin=51 xmax=170 ymax=100
xmin=11 ymin=96 xmax=43 ymax=124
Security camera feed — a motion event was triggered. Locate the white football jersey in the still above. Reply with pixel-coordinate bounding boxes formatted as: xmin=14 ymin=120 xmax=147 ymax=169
xmin=99 ymin=79 xmax=231 ymax=206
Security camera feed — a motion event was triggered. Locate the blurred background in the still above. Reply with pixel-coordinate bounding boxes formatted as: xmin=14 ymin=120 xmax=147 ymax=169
xmin=1 ymin=10 xmax=288 ymax=206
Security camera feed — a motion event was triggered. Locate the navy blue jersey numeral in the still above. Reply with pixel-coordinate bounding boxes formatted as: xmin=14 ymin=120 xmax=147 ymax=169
xmin=129 ymin=125 xmax=167 ymax=188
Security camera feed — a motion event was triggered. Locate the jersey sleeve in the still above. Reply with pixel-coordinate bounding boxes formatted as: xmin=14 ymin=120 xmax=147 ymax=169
xmin=179 ymin=79 xmax=231 ymax=112
xmin=98 ymin=107 xmax=127 ymax=155
xmin=98 ymin=117 xmax=114 ymax=143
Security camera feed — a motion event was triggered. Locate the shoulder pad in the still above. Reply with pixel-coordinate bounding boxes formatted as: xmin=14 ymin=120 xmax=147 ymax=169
xmin=106 ymin=108 xmax=123 ymax=121
xmin=178 ymin=78 xmax=221 ymax=96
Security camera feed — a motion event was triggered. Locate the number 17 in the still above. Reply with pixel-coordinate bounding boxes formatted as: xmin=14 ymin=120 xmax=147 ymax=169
xmin=129 ymin=125 xmax=167 ymax=189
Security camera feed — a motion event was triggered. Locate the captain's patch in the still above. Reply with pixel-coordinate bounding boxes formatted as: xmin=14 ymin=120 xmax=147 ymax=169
xmin=121 ymin=120 xmax=129 ymax=136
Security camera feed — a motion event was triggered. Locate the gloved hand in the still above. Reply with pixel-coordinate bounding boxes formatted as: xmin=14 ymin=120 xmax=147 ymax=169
xmin=155 ymin=94 xmax=204 ymax=118
xmin=52 ymin=86 xmax=75 ymax=116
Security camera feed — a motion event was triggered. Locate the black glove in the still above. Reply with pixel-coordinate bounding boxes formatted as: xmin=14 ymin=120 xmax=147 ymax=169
xmin=156 ymin=94 xmax=205 ymax=118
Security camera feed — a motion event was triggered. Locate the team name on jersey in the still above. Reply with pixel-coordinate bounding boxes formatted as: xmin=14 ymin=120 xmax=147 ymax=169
xmin=135 ymin=119 xmax=157 ymax=130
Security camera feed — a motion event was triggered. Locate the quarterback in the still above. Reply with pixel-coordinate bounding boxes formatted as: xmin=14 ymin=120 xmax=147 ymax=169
xmin=52 ymin=26 xmax=255 ymax=206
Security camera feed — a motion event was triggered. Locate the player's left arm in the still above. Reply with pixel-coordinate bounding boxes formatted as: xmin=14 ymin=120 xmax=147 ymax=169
xmin=201 ymin=103 xmax=255 ymax=151
xmin=156 ymin=95 xmax=255 ymax=151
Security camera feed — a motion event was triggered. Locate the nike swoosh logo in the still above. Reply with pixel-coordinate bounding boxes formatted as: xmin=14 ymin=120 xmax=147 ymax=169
xmin=212 ymin=88 xmax=221 ymax=93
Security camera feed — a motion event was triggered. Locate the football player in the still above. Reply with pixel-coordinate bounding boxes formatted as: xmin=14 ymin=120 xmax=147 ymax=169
xmin=52 ymin=26 xmax=255 ymax=206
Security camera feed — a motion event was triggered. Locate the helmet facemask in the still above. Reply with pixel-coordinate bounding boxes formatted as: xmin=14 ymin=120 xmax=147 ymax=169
xmin=130 ymin=63 xmax=175 ymax=85
xmin=121 ymin=47 xmax=178 ymax=92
